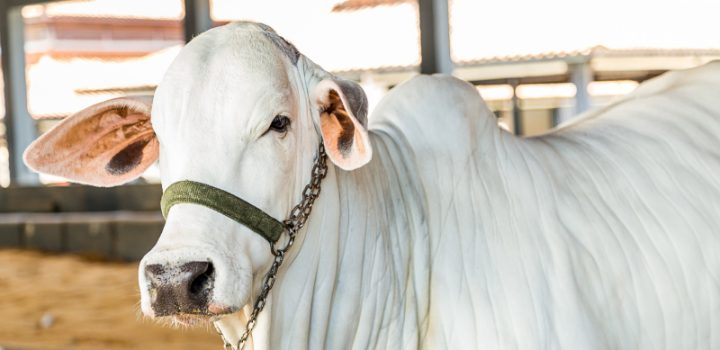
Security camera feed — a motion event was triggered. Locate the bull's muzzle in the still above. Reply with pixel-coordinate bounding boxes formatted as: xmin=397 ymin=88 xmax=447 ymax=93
xmin=144 ymin=261 xmax=215 ymax=316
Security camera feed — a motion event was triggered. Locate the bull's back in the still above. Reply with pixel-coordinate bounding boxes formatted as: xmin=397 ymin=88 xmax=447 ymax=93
xmin=532 ymin=61 xmax=720 ymax=349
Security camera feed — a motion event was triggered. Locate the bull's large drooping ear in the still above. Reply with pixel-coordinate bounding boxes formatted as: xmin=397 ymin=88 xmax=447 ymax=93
xmin=23 ymin=96 xmax=158 ymax=187
xmin=313 ymin=78 xmax=372 ymax=170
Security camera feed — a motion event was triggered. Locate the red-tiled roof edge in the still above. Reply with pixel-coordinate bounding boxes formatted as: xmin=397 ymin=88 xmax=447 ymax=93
xmin=24 ymin=14 xmax=232 ymax=26
xmin=332 ymin=0 xmax=415 ymax=12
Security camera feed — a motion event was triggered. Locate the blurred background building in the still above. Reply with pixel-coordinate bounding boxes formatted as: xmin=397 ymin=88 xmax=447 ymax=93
xmin=0 ymin=0 xmax=718 ymax=348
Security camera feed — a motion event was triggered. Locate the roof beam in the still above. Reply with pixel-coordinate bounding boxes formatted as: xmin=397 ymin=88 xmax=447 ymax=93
xmin=1 ymin=3 xmax=39 ymax=185
xmin=509 ymin=79 xmax=523 ymax=135
xmin=418 ymin=0 xmax=453 ymax=74
xmin=183 ymin=0 xmax=213 ymax=43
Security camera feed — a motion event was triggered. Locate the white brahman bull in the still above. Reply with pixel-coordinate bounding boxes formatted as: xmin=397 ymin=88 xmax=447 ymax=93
xmin=24 ymin=22 xmax=720 ymax=350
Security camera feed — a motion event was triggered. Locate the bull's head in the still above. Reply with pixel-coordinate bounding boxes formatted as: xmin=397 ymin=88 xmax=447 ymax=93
xmin=23 ymin=22 xmax=373 ymax=335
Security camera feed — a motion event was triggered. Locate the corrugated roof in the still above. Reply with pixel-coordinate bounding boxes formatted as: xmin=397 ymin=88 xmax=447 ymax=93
xmin=456 ymin=46 xmax=720 ymax=66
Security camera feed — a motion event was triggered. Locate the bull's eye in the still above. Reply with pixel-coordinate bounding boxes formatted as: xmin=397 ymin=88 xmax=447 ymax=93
xmin=269 ymin=115 xmax=290 ymax=133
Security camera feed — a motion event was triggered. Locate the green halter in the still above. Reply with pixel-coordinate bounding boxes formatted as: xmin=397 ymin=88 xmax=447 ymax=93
xmin=160 ymin=180 xmax=285 ymax=243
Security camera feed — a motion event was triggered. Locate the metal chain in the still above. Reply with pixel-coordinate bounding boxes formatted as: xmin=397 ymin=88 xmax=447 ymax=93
xmin=216 ymin=143 xmax=328 ymax=350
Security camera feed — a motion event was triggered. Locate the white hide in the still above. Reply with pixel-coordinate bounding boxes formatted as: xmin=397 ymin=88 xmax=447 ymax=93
xmin=36 ymin=22 xmax=719 ymax=349
xmin=365 ymin=65 xmax=720 ymax=350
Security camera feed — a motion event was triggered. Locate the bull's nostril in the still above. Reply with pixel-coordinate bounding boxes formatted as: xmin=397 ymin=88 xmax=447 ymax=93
xmin=145 ymin=264 xmax=165 ymax=284
xmin=189 ymin=262 xmax=214 ymax=296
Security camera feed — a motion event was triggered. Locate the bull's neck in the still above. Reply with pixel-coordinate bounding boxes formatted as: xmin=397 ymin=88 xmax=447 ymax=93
xmin=247 ymin=131 xmax=426 ymax=349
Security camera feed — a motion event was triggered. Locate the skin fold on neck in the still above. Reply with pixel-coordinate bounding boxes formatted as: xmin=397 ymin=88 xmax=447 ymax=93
xmin=213 ymin=130 xmax=430 ymax=350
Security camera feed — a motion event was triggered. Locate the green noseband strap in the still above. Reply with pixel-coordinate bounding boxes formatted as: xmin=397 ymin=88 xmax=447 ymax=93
xmin=160 ymin=180 xmax=285 ymax=243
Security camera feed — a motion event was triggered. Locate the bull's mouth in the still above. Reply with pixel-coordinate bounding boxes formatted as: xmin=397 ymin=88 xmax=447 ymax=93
xmin=171 ymin=313 xmax=212 ymax=327
xmin=154 ymin=304 xmax=239 ymax=327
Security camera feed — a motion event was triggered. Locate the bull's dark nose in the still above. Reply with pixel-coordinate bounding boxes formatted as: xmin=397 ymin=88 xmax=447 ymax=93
xmin=145 ymin=261 xmax=215 ymax=316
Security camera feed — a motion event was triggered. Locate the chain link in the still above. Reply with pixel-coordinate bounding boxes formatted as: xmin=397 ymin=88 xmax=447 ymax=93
xmin=216 ymin=143 xmax=328 ymax=350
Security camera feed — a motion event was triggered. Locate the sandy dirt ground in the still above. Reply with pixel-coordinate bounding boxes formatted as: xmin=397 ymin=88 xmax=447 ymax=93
xmin=0 ymin=250 xmax=220 ymax=350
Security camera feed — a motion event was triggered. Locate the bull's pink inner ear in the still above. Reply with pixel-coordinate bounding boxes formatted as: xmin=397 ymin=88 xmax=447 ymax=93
xmin=314 ymin=78 xmax=372 ymax=171
xmin=23 ymin=96 xmax=159 ymax=187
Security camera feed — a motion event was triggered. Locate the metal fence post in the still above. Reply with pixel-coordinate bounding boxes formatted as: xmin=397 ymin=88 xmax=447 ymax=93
xmin=570 ymin=61 xmax=593 ymax=116
xmin=183 ymin=0 xmax=213 ymax=43
xmin=418 ymin=0 xmax=453 ymax=75
xmin=1 ymin=3 xmax=39 ymax=186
